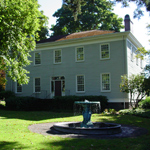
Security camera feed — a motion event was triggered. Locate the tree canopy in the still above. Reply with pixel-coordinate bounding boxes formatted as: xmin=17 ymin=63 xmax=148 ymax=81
xmin=0 ymin=0 xmax=47 ymax=85
xmin=63 ymin=0 xmax=150 ymax=20
xmin=51 ymin=0 xmax=124 ymax=36
xmin=36 ymin=11 xmax=49 ymax=41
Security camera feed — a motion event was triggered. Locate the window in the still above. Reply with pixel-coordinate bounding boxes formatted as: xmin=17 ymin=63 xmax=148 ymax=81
xmin=35 ymin=52 xmax=41 ymax=65
xmin=136 ymin=57 xmax=139 ymax=66
xmin=76 ymin=75 xmax=85 ymax=92
xmin=140 ymin=59 xmax=143 ymax=68
xmin=101 ymin=73 xmax=111 ymax=92
xmin=54 ymin=49 xmax=61 ymax=64
xmin=34 ymin=78 xmax=41 ymax=93
xmin=76 ymin=47 xmax=84 ymax=62
xmin=100 ymin=44 xmax=110 ymax=60
xmin=16 ymin=82 xmax=22 ymax=93
xmin=131 ymin=47 xmax=133 ymax=61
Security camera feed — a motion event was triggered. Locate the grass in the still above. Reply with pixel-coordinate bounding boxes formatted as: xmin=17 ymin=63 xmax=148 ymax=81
xmin=0 ymin=107 xmax=150 ymax=150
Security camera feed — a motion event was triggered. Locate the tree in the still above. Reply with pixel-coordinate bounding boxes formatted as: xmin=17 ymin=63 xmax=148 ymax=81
xmin=36 ymin=11 xmax=49 ymax=41
xmin=0 ymin=0 xmax=46 ymax=85
xmin=0 ymin=70 xmax=6 ymax=91
xmin=63 ymin=0 xmax=150 ymax=20
xmin=51 ymin=0 xmax=124 ymax=36
xmin=115 ymin=0 xmax=150 ymax=18
xmin=120 ymin=74 xmax=149 ymax=108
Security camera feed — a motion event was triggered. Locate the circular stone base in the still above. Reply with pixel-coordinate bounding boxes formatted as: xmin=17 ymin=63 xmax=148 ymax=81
xmin=53 ymin=122 xmax=122 ymax=135
xmin=28 ymin=122 xmax=148 ymax=139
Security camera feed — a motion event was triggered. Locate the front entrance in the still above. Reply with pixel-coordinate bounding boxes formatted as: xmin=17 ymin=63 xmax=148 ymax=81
xmin=51 ymin=76 xmax=65 ymax=97
xmin=55 ymin=81 xmax=62 ymax=96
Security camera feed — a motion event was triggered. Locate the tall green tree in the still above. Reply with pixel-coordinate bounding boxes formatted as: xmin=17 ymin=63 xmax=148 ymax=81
xmin=51 ymin=0 xmax=123 ymax=36
xmin=63 ymin=0 xmax=150 ymax=19
xmin=0 ymin=0 xmax=46 ymax=85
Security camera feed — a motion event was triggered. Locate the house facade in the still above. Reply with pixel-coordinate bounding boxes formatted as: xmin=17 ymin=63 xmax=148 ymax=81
xmin=6 ymin=15 xmax=144 ymax=109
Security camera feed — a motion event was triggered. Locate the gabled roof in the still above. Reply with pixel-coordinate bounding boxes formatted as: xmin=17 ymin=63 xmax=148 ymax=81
xmin=37 ymin=30 xmax=115 ymax=44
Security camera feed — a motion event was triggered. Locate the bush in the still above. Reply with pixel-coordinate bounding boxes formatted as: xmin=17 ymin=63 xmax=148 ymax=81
xmin=5 ymin=95 xmax=108 ymax=112
xmin=5 ymin=96 xmax=54 ymax=111
xmin=53 ymin=95 xmax=108 ymax=112
xmin=139 ymin=97 xmax=150 ymax=109
xmin=103 ymin=108 xmax=117 ymax=115
xmin=119 ymin=108 xmax=150 ymax=118
xmin=0 ymin=91 xmax=15 ymax=100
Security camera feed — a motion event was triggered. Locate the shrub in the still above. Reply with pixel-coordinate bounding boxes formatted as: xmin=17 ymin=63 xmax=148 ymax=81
xmin=139 ymin=97 xmax=150 ymax=109
xmin=119 ymin=108 xmax=150 ymax=118
xmin=53 ymin=95 xmax=108 ymax=112
xmin=103 ymin=108 xmax=117 ymax=115
xmin=5 ymin=95 xmax=108 ymax=112
xmin=0 ymin=90 xmax=15 ymax=100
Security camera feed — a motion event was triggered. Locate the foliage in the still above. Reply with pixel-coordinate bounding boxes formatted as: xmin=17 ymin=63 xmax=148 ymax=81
xmin=54 ymin=95 xmax=108 ymax=112
xmin=115 ymin=0 xmax=150 ymax=18
xmin=0 ymin=0 xmax=47 ymax=85
xmin=36 ymin=11 xmax=49 ymax=41
xmin=119 ymin=108 xmax=150 ymax=118
xmin=120 ymin=74 xmax=149 ymax=108
xmin=51 ymin=0 xmax=123 ymax=36
xmin=103 ymin=108 xmax=117 ymax=115
xmin=0 ymin=70 xmax=6 ymax=91
xmin=63 ymin=0 xmax=150 ymax=20
xmin=0 ymin=90 xmax=15 ymax=100
xmin=4 ymin=95 xmax=108 ymax=111
xmin=139 ymin=96 xmax=150 ymax=109
xmin=63 ymin=0 xmax=86 ymax=21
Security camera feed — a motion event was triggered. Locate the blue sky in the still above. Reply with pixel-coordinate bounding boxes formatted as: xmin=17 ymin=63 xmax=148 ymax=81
xmin=38 ymin=0 xmax=150 ymax=50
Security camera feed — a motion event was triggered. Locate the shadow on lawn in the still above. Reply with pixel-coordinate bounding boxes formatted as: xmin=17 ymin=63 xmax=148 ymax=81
xmin=0 ymin=109 xmax=74 ymax=121
xmin=0 ymin=141 xmax=28 ymax=150
xmin=41 ymin=136 xmax=150 ymax=150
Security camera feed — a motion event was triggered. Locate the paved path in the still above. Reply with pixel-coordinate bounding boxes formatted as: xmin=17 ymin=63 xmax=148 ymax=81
xmin=28 ymin=122 xmax=148 ymax=139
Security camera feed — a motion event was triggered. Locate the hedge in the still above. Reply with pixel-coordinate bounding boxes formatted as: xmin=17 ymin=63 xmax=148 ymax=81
xmin=0 ymin=90 xmax=15 ymax=100
xmin=5 ymin=95 xmax=108 ymax=112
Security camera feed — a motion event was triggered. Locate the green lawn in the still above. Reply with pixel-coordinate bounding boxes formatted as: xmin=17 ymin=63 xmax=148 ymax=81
xmin=0 ymin=109 xmax=150 ymax=150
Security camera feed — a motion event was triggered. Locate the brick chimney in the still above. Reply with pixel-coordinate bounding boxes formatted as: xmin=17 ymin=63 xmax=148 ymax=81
xmin=124 ymin=14 xmax=133 ymax=33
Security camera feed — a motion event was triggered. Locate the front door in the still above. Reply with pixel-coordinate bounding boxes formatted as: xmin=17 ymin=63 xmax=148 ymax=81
xmin=55 ymin=81 xmax=62 ymax=96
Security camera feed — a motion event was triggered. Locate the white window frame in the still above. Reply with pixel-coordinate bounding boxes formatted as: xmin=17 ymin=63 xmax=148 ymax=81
xmin=34 ymin=52 xmax=41 ymax=65
xmin=100 ymin=43 xmax=110 ymax=60
xmin=101 ymin=73 xmax=111 ymax=92
xmin=16 ymin=81 xmax=22 ymax=93
xmin=140 ymin=59 xmax=143 ymax=68
xmin=76 ymin=75 xmax=85 ymax=93
xmin=136 ymin=56 xmax=139 ymax=66
xmin=34 ymin=77 xmax=41 ymax=93
xmin=54 ymin=49 xmax=62 ymax=64
xmin=75 ymin=47 xmax=84 ymax=62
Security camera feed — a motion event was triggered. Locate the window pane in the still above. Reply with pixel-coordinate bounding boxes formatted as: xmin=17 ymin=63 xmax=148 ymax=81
xmin=77 ymin=47 xmax=84 ymax=61
xmin=35 ymin=78 xmax=40 ymax=92
xmin=78 ymin=85 xmax=84 ymax=91
xmin=77 ymin=75 xmax=84 ymax=92
xmin=55 ymin=50 xmax=61 ymax=63
xmin=17 ymin=82 xmax=22 ymax=92
xmin=102 ymin=74 xmax=110 ymax=91
xmin=35 ymin=53 xmax=41 ymax=64
xmin=101 ymin=44 xmax=109 ymax=59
